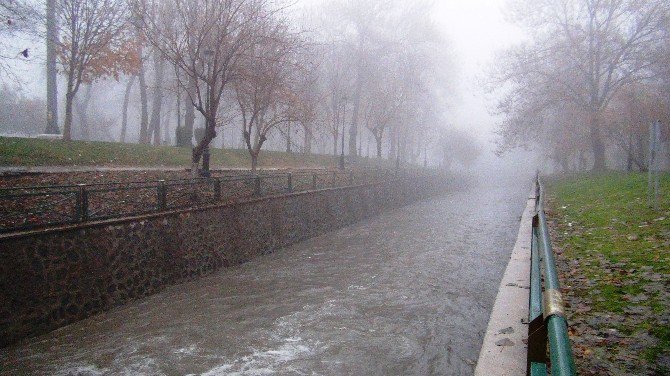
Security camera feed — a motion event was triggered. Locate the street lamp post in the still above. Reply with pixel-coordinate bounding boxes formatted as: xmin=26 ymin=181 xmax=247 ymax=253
xmin=201 ymin=49 xmax=214 ymax=177
xmin=339 ymin=96 xmax=348 ymax=170
xmin=395 ymin=130 xmax=400 ymax=174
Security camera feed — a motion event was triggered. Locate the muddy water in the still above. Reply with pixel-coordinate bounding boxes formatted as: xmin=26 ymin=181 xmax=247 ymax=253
xmin=0 ymin=174 xmax=529 ymax=376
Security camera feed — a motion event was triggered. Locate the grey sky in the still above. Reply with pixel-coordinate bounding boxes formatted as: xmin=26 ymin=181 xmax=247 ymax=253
xmin=433 ymin=0 xmax=524 ymax=142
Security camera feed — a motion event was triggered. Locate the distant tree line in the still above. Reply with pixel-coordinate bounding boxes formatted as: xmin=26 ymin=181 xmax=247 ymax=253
xmin=491 ymin=0 xmax=670 ymax=172
xmin=1 ymin=0 xmax=473 ymax=173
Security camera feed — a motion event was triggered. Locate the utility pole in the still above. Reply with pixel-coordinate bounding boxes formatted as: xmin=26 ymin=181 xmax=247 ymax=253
xmin=45 ymin=0 xmax=59 ymax=135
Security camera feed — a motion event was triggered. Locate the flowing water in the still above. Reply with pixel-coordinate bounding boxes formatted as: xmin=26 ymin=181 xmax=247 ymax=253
xmin=0 ymin=174 xmax=530 ymax=376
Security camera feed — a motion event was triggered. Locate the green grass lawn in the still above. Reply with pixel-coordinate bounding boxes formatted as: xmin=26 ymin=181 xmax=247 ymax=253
xmin=0 ymin=136 xmax=390 ymax=169
xmin=546 ymin=173 xmax=670 ymax=375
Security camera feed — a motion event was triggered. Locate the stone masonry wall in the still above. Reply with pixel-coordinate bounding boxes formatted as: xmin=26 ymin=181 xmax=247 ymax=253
xmin=0 ymin=176 xmax=447 ymax=347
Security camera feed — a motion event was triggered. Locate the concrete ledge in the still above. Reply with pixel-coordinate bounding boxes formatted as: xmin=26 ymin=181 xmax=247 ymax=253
xmin=475 ymin=192 xmax=536 ymax=375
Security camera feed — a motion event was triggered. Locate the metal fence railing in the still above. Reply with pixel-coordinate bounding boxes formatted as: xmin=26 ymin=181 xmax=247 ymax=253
xmin=527 ymin=176 xmax=576 ymax=376
xmin=0 ymin=169 xmax=397 ymax=234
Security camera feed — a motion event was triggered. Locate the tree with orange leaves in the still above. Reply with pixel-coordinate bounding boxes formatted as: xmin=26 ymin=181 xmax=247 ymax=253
xmin=56 ymin=0 xmax=133 ymax=141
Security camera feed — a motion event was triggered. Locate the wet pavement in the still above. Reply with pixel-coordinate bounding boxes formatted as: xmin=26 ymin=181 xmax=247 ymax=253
xmin=0 ymin=173 xmax=530 ymax=376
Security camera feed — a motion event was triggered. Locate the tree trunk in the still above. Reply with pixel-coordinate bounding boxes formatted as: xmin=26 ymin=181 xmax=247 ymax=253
xmin=626 ymin=133 xmax=634 ymax=172
xmin=349 ymin=45 xmax=365 ymax=157
xmin=358 ymin=119 xmax=363 ymax=156
xmin=120 ymin=76 xmax=136 ymax=143
xmin=286 ymin=122 xmax=291 ymax=153
xmin=333 ymin=133 xmax=338 ymax=156
xmin=175 ymin=71 xmax=182 ymax=145
xmin=303 ymin=126 xmax=312 ymax=154
xmin=251 ymin=153 xmax=258 ymax=172
xmin=349 ymin=76 xmax=363 ymax=157
xmin=589 ymin=112 xmax=607 ymax=171
xmin=578 ymin=151 xmax=587 ymax=171
xmin=376 ymin=134 xmax=383 ymax=158
xmin=149 ymin=54 xmax=165 ymax=145
xmin=63 ymin=91 xmax=75 ymax=141
xmin=75 ymin=84 xmax=92 ymax=140
xmin=636 ymin=131 xmax=647 ymax=171
xmin=192 ymin=113 xmax=218 ymax=176
xmin=45 ymin=0 xmax=59 ymax=135
xmin=162 ymin=107 xmax=172 ymax=146
xmin=138 ymin=59 xmax=149 ymax=144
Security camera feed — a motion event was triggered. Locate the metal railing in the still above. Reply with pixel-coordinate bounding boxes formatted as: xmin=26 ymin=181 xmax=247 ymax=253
xmin=527 ymin=176 xmax=576 ymax=376
xmin=0 ymin=169 xmax=395 ymax=234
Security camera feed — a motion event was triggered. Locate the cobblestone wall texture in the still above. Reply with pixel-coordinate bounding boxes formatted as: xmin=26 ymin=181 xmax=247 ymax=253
xmin=0 ymin=177 xmax=446 ymax=347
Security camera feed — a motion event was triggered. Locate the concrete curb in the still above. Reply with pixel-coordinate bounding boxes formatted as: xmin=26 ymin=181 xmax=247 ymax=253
xmin=474 ymin=192 xmax=536 ymax=375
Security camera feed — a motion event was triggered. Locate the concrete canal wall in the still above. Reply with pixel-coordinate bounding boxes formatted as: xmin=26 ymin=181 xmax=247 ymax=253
xmin=0 ymin=176 xmax=448 ymax=347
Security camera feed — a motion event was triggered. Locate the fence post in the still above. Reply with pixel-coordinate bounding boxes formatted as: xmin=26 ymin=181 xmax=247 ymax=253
xmin=76 ymin=184 xmax=89 ymax=222
xmin=312 ymin=173 xmax=318 ymax=190
xmin=287 ymin=173 xmax=293 ymax=193
xmin=214 ymin=178 xmax=221 ymax=201
xmin=157 ymin=180 xmax=167 ymax=211
xmin=254 ymin=175 xmax=262 ymax=196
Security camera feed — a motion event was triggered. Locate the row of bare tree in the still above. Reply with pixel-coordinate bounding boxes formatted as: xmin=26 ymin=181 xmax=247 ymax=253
xmin=2 ymin=0 xmax=455 ymax=173
xmin=492 ymin=0 xmax=670 ymax=172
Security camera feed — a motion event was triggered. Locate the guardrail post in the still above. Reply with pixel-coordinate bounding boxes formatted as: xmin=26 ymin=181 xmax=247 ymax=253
xmin=157 ymin=180 xmax=167 ymax=211
xmin=254 ymin=175 xmax=262 ymax=196
xmin=287 ymin=173 xmax=293 ymax=193
xmin=214 ymin=178 xmax=221 ymax=201
xmin=75 ymin=184 xmax=89 ymax=222
xmin=312 ymin=173 xmax=318 ymax=190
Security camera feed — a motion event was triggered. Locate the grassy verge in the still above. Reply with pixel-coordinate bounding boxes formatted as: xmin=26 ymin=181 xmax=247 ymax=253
xmin=546 ymin=173 xmax=670 ymax=375
xmin=0 ymin=136 xmax=391 ymax=170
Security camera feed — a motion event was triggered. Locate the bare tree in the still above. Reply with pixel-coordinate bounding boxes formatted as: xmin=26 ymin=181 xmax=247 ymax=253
xmin=236 ymin=16 xmax=304 ymax=171
xmin=134 ymin=0 xmax=272 ymax=175
xmin=495 ymin=0 xmax=669 ymax=170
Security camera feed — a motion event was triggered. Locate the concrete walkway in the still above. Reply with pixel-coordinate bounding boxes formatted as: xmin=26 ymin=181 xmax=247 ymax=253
xmin=475 ymin=192 xmax=536 ymax=375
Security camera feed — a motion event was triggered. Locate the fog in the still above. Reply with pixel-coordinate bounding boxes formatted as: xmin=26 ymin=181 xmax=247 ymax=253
xmin=2 ymin=0 xmax=667 ymax=174
xmin=1 ymin=2 xmax=669 ymax=374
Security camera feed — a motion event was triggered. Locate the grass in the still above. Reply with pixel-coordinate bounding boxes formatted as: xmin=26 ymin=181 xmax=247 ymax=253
xmin=546 ymin=172 xmax=670 ymax=375
xmin=0 ymin=136 xmax=390 ymax=170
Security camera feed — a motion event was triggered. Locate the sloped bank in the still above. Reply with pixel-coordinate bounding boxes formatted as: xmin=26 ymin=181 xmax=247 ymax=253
xmin=0 ymin=174 xmax=449 ymax=347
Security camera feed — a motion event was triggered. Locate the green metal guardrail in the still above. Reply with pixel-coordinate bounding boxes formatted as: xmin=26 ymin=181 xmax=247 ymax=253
xmin=528 ymin=176 xmax=577 ymax=376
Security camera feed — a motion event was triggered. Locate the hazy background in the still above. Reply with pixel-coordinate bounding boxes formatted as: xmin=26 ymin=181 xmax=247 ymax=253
xmin=7 ymin=0 xmax=524 ymax=141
